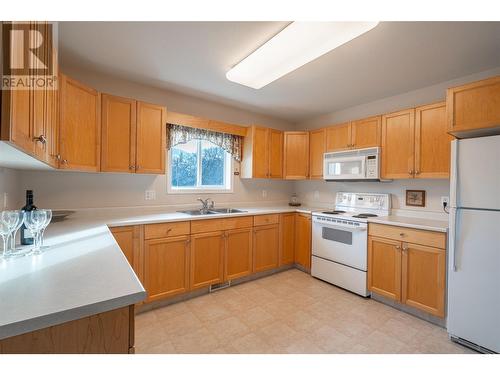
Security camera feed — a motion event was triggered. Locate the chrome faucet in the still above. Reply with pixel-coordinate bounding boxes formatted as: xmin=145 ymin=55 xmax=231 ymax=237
xmin=197 ymin=198 xmax=215 ymax=212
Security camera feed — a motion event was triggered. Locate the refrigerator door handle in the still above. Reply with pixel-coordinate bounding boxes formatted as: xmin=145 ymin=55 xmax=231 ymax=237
xmin=449 ymin=207 xmax=458 ymax=272
xmin=450 ymin=140 xmax=459 ymax=208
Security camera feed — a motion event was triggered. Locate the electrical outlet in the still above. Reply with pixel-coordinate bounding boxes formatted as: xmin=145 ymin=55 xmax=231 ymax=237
xmin=145 ymin=190 xmax=156 ymax=201
xmin=314 ymin=190 xmax=320 ymax=200
xmin=262 ymin=190 xmax=267 ymax=198
xmin=441 ymin=196 xmax=449 ymax=207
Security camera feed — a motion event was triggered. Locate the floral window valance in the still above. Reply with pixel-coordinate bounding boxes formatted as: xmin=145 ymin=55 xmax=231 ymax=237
xmin=167 ymin=124 xmax=243 ymax=162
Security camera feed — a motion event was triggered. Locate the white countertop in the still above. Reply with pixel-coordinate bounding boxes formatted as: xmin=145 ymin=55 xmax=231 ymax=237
xmin=0 ymin=205 xmax=317 ymax=340
xmin=368 ymin=215 xmax=448 ymax=232
xmin=0 ymin=203 xmax=447 ymax=340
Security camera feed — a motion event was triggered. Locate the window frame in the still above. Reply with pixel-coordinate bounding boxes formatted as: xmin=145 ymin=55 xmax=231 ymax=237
xmin=167 ymin=139 xmax=234 ymax=194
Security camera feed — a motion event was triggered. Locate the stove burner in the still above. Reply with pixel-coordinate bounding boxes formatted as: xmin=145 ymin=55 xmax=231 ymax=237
xmin=321 ymin=210 xmax=346 ymax=215
xmin=352 ymin=213 xmax=378 ymax=218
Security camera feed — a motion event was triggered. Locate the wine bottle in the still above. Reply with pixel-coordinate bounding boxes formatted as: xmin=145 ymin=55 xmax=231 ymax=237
xmin=20 ymin=190 xmax=37 ymax=245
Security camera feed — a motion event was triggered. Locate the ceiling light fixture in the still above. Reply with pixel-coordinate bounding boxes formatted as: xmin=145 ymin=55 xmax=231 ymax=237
xmin=226 ymin=21 xmax=379 ymax=89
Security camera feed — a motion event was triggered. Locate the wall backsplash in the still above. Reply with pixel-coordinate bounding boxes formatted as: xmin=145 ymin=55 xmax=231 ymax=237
xmin=294 ymin=179 xmax=450 ymax=218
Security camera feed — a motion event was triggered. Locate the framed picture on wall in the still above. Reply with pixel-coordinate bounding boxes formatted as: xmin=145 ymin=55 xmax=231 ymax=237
xmin=406 ymin=190 xmax=426 ymax=207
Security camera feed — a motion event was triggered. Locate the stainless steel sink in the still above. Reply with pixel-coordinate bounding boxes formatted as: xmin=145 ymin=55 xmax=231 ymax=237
xmin=209 ymin=208 xmax=247 ymax=214
xmin=178 ymin=208 xmax=247 ymax=215
xmin=178 ymin=209 xmax=217 ymax=216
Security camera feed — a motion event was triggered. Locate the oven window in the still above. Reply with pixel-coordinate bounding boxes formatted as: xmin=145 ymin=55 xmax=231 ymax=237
xmin=322 ymin=227 xmax=353 ymax=245
xmin=328 ymin=160 xmax=362 ymax=176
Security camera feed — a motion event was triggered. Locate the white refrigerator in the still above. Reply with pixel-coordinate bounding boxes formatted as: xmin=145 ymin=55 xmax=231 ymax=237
xmin=448 ymin=134 xmax=500 ymax=353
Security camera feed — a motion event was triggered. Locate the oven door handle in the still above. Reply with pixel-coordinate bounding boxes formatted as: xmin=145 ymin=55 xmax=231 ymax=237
xmin=313 ymin=221 xmax=367 ymax=232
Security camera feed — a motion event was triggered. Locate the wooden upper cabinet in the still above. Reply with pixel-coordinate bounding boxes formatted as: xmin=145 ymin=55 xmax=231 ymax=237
xmin=381 ymin=108 xmax=415 ymax=179
xmin=401 ymin=243 xmax=446 ymax=318
xmin=250 ymin=126 xmax=269 ymax=178
xmin=145 ymin=235 xmax=190 ymax=302
xmin=415 ymin=102 xmax=451 ymax=179
xmin=268 ymin=129 xmax=283 ymax=178
xmin=59 ymin=74 xmax=101 ymax=171
xmin=101 ymin=94 xmax=137 ymax=173
xmin=283 ymin=131 xmax=309 ymax=179
xmin=225 ymin=228 xmax=253 ymax=281
xmin=368 ymin=236 xmax=402 ymax=301
xmin=190 ymin=231 xmax=225 ymax=289
xmin=280 ymin=213 xmax=295 ymax=266
xmin=136 ymin=101 xmax=166 ymax=174
xmin=447 ymin=76 xmax=500 ymax=137
xmin=309 ymin=128 xmax=326 ymax=179
xmin=326 ymin=123 xmax=350 ymax=151
xmin=351 ymin=115 xmax=381 ymax=149
xmin=32 ymin=22 xmax=48 ymax=161
xmin=253 ymin=224 xmax=279 ymax=273
xmin=44 ymin=47 xmax=59 ymax=168
xmin=294 ymin=213 xmax=311 ymax=271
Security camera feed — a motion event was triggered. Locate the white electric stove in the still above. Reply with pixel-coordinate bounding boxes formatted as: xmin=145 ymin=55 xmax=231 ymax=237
xmin=311 ymin=192 xmax=391 ymax=297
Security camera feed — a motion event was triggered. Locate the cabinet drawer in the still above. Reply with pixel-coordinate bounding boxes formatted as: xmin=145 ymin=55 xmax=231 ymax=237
xmin=253 ymin=214 xmax=280 ymax=226
xmin=191 ymin=216 xmax=253 ymax=234
xmin=368 ymin=223 xmax=446 ymax=249
xmin=144 ymin=221 xmax=190 ymax=240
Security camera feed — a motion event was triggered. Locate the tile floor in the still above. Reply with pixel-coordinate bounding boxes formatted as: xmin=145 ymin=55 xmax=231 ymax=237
xmin=135 ymin=269 xmax=475 ymax=354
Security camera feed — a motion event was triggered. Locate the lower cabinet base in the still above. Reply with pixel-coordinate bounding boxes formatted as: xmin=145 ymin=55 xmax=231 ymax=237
xmin=137 ymin=264 xmax=295 ymax=314
xmin=371 ymin=292 xmax=446 ymax=328
xmin=0 ymin=306 xmax=135 ymax=354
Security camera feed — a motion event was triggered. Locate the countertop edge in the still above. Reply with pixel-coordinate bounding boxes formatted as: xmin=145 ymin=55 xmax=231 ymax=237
xmin=367 ymin=217 xmax=448 ymax=233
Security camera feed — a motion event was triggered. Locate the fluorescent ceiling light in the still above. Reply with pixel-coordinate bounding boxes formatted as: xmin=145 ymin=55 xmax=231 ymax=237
xmin=226 ymin=22 xmax=379 ymax=89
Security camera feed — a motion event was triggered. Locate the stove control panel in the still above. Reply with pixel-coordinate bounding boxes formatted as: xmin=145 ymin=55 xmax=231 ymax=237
xmin=336 ymin=192 xmax=391 ymax=212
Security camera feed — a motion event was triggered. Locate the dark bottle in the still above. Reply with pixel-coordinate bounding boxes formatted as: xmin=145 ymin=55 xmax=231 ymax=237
xmin=20 ymin=190 xmax=37 ymax=245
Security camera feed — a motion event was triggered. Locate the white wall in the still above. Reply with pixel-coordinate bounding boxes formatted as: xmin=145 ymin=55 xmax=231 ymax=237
xmin=0 ymin=168 xmax=23 ymax=209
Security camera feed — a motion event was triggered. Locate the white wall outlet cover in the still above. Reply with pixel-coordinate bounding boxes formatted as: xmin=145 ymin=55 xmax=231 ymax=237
xmin=441 ymin=196 xmax=449 ymax=205
xmin=145 ymin=190 xmax=156 ymax=200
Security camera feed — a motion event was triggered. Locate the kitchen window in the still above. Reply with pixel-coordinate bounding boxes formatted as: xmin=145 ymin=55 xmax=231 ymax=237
xmin=168 ymin=139 xmax=233 ymax=193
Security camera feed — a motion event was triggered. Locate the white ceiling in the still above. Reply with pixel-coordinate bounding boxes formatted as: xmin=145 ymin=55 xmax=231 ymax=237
xmin=58 ymin=21 xmax=500 ymax=122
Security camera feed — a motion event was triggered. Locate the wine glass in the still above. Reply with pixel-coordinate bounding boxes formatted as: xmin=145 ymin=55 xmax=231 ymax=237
xmin=25 ymin=210 xmax=47 ymax=255
xmin=0 ymin=221 xmax=10 ymax=259
xmin=1 ymin=210 xmax=25 ymax=256
xmin=39 ymin=209 xmax=52 ymax=249
xmin=0 ymin=211 xmax=18 ymax=258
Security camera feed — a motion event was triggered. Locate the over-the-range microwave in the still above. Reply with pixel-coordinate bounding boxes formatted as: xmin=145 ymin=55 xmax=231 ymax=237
xmin=323 ymin=147 xmax=381 ymax=181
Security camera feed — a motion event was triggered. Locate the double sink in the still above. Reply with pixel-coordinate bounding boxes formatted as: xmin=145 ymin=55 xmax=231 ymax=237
xmin=178 ymin=208 xmax=247 ymax=216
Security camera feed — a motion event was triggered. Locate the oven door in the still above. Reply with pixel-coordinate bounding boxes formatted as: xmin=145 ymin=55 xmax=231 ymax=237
xmin=323 ymin=155 xmax=366 ymax=180
xmin=312 ymin=218 xmax=368 ymax=271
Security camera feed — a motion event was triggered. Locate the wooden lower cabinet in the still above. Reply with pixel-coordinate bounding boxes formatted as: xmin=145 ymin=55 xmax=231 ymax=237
xmin=190 ymin=231 xmax=225 ymax=289
xmin=144 ymin=235 xmax=190 ymax=302
xmin=367 ymin=236 xmax=402 ymax=301
xmin=225 ymin=228 xmax=253 ymax=280
xmin=110 ymin=226 xmax=143 ymax=284
xmin=294 ymin=213 xmax=311 ymax=270
xmin=402 ymin=243 xmax=446 ymax=317
xmin=0 ymin=306 xmax=134 ymax=354
xmin=253 ymin=224 xmax=279 ymax=273
xmin=368 ymin=224 xmax=446 ymax=318
xmin=280 ymin=213 xmax=295 ymax=265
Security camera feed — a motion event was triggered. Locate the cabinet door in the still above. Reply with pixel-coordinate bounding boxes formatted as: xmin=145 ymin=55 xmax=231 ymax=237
xmin=225 ymin=228 xmax=253 ymax=280
xmin=294 ymin=213 xmax=311 ymax=270
xmin=252 ymin=126 xmax=269 ymax=178
xmin=446 ymin=76 xmax=500 ymax=134
xmin=351 ymin=115 xmax=381 ymax=149
xmin=59 ymin=74 xmax=101 ymax=171
xmin=280 ymin=213 xmax=295 ymax=266
xmin=44 ymin=47 xmax=59 ymax=168
xmin=309 ymin=128 xmax=326 ymax=179
xmin=32 ymin=22 xmax=48 ymax=160
xmin=110 ymin=226 xmax=143 ymax=284
xmin=367 ymin=236 xmax=402 ymax=301
xmin=253 ymin=224 xmax=279 ymax=273
xmin=415 ymin=102 xmax=451 ymax=179
xmin=268 ymin=129 xmax=283 ymax=178
xmin=401 ymin=243 xmax=446 ymax=317
xmin=101 ymin=94 xmax=137 ymax=173
xmin=325 ymin=123 xmax=350 ymax=151
xmin=145 ymin=235 xmax=190 ymax=302
xmin=191 ymin=231 xmax=224 ymax=289
xmin=381 ymin=108 xmax=415 ymax=179
xmin=283 ymin=131 xmax=309 ymax=179
xmin=136 ymin=101 xmax=166 ymax=174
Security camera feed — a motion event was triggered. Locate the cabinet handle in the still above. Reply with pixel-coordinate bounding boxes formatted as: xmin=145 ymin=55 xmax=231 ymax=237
xmin=402 ymin=244 xmax=408 ymax=251
xmin=136 ymin=165 xmax=141 ymax=170
xmin=166 ymin=228 xmax=172 ymax=234
xmin=396 ymin=245 xmax=401 ymax=250
xmin=185 ymin=239 xmax=191 ymax=245
xmin=408 ymin=170 xmax=414 ymax=175
xmin=399 ymin=232 xmax=405 ymax=237
xmin=415 ymin=170 xmax=421 ymax=175
xmin=33 ymin=134 xmax=47 ymax=144
xmin=61 ymin=159 xmax=68 ymax=165
xmin=129 ymin=165 xmax=135 ymax=170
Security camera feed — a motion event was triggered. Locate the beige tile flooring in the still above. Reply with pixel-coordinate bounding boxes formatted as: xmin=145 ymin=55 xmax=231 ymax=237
xmin=135 ymin=269 xmax=475 ymax=354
